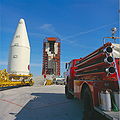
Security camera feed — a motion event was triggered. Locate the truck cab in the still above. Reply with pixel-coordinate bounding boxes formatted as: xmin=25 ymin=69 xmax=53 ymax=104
xmin=65 ymin=59 xmax=80 ymax=98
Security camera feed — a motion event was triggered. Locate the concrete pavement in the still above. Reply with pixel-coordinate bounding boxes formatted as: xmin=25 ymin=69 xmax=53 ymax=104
xmin=0 ymin=85 xmax=83 ymax=120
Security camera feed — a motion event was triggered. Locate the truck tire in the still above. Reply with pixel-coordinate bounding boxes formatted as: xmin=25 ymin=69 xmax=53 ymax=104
xmin=82 ymin=88 xmax=109 ymax=120
xmin=82 ymin=87 xmax=95 ymax=120
xmin=65 ymin=85 xmax=73 ymax=99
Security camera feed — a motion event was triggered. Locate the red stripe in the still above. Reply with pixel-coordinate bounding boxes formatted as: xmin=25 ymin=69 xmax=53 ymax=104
xmin=0 ymin=98 xmax=23 ymax=107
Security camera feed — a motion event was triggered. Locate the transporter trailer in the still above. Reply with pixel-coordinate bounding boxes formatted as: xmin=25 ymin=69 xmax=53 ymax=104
xmin=65 ymin=28 xmax=120 ymax=120
xmin=0 ymin=69 xmax=34 ymax=89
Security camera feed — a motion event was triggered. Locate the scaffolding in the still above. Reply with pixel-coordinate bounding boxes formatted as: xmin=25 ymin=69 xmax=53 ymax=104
xmin=42 ymin=37 xmax=60 ymax=76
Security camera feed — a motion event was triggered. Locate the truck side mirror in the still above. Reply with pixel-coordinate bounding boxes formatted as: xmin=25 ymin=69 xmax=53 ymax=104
xmin=65 ymin=63 xmax=68 ymax=69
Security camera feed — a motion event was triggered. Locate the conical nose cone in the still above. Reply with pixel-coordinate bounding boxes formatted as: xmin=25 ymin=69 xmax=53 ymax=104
xmin=11 ymin=18 xmax=30 ymax=48
xmin=19 ymin=18 xmax=24 ymax=23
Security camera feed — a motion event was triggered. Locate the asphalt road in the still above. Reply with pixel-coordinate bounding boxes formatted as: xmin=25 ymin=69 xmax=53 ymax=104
xmin=0 ymin=85 xmax=83 ymax=120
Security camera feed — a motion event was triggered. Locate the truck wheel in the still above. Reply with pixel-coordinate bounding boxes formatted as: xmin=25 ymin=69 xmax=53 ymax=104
xmin=82 ymin=87 xmax=95 ymax=120
xmin=65 ymin=85 xmax=73 ymax=99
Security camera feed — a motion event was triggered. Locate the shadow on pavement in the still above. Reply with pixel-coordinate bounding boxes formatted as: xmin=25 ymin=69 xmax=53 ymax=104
xmin=14 ymin=93 xmax=83 ymax=120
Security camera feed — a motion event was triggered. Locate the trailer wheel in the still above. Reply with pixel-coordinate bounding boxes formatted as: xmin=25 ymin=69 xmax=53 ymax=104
xmin=82 ymin=87 xmax=95 ymax=120
xmin=65 ymin=85 xmax=73 ymax=99
xmin=29 ymin=79 xmax=34 ymax=86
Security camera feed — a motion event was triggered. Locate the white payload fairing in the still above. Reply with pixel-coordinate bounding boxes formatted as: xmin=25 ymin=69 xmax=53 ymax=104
xmin=8 ymin=18 xmax=30 ymax=75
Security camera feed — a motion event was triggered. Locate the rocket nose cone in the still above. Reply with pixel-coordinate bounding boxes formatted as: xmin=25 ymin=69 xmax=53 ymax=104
xmin=19 ymin=18 xmax=25 ymax=24
xmin=11 ymin=18 xmax=30 ymax=48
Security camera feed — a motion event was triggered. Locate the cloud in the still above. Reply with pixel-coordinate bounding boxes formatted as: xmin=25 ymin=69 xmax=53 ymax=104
xmin=39 ymin=24 xmax=63 ymax=38
xmin=38 ymin=24 xmax=95 ymax=49
xmin=29 ymin=32 xmax=49 ymax=38
xmin=29 ymin=24 xmax=62 ymax=38
xmin=63 ymin=22 xmax=117 ymax=40
xmin=40 ymin=24 xmax=55 ymax=32
xmin=59 ymin=22 xmax=118 ymax=49
xmin=38 ymin=22 xmax=116 ymax=49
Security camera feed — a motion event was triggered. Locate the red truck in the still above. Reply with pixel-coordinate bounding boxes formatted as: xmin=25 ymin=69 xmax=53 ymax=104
xmin=65 ymin=33 xmax=120 ymax=120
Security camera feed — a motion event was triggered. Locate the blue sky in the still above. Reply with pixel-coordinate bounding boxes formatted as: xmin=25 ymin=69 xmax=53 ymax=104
xmin=0 ymin=0 xmax=119 ymax=76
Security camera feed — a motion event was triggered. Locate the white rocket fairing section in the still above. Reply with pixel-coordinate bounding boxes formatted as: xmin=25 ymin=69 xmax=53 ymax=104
xmin=8 ymin=18 xmax=30 ymax=75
